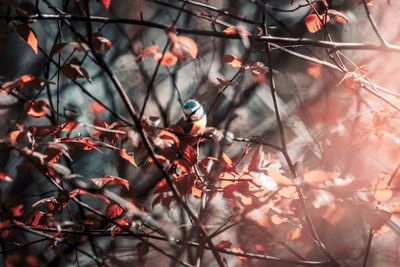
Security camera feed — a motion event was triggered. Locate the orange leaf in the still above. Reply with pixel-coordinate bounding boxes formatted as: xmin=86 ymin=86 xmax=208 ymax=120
xmin=9 ymin=130 xmax=21 ymax=144
xmin=223 ymin=27 xmax=251 ymax=36
xmin=287 ymin=227 xmax=302 ymax=241
xmin=91 ymin=102 xmax=105 ymax=114
xmin=305 ymin=14 xmax=323 ymax=33
xmin=106 ymin=203 xmax=124 ymax=219
xmin=62 ymin=121 xmax=80 ymax=131
xmin=16 ymin=24 xmax=38 ymax=54
xmin=27 ymin=100 xmax=48 ymax=118
xmin=307 ymin=62 xmax=322 ymax=79
xmin=191 ymin=186 xmax=202 ymax=198
xmin=120 ymin=149 xmax=137 ymax=167
xmin=136 ymin=45 xmax=160 ymax=61
xmin=223 ymin=55 xmax=244 ymax=68
xmin=153 ymin=52 xmax=178 ymax=66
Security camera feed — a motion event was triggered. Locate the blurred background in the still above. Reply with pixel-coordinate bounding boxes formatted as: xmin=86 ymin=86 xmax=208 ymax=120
xmin=1 ymin=0 xmax=400 ymax=266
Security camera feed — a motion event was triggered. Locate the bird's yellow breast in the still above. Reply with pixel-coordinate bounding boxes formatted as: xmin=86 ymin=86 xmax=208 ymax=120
xmin=188 ymin=115 xmax=207 ymax=135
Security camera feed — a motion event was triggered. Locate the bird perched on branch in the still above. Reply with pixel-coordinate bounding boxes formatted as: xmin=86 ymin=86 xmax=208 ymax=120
xmin=134 ymin=99 xmax=207 ymax=198
xmin=176 ymin=99 xmax=207 ymax=136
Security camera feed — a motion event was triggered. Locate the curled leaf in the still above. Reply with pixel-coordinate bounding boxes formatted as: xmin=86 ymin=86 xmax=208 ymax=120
xmin=27 ymin=100 xmax=49 ymax=118
xmin=120 ymin=149 xmax=137 ymax=167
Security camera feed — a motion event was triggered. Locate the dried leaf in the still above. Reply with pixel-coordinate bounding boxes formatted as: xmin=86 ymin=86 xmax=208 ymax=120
xmin=120 ymin=149 xmax=137 ymax=167
xmin=62 ymin=58 xmax=89 ymax=79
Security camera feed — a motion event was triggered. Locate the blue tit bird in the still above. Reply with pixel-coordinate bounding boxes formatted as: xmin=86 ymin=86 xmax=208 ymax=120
xmin=177 ymin=99 xmax=207 ymax=136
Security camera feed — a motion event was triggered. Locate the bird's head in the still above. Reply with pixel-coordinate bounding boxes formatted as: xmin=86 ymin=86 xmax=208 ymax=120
xmin=183 ymin=99 xmax=205 ymax=122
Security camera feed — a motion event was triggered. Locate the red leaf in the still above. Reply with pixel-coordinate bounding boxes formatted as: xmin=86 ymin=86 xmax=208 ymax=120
xmin=106 ymin=203 xmax=124 ymax=219
xmin=30 ymin=211 xmax=44 ymax=226
xmin=11 ymin=204 xmax=24 ymax=217
xmin=183 ymin=145 xmax=197 ymax=165
xmin=101 ymin=0 xmax=111 ymax=9
xmin=216 ymin=240 xmax=232 ymax=249
xmin=0 ymin=172 xmax=12 ymax=182
xmin=91 ymin=175 xmax=129 ymax=190
xmin=223 ymin=181 xmax=250 ymax=200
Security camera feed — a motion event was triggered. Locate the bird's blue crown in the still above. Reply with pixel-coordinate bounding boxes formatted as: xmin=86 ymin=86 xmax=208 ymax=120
xmin=183 ymin=99 xmax=200 ymax=112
